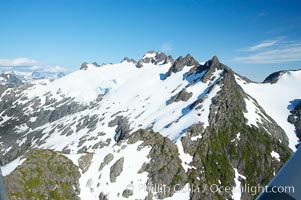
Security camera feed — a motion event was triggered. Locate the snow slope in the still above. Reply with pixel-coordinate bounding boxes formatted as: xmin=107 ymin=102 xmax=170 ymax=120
xmin=21 ymin=60 xmax=223 ymax=142
xmin=235 ymin=71 xmax=301 ymax=150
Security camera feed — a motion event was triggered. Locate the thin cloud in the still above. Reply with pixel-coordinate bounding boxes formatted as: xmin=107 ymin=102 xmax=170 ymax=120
xmin=0 ymin=57 xmax=67 ymax=73
xmin=240 ymin=39 xmax=280 ymax=52
xmin=30 ymin=65 xmax=67 ymax=73
xmin=233 ymin=40 xmax=301 ymax=64
xmin=257 ymin=12 xmax=267 ymax=17
xmin=161 ymin=42 xmax=173 ymax=53
xmin=0 ymin=57 xmax=39 ymax=67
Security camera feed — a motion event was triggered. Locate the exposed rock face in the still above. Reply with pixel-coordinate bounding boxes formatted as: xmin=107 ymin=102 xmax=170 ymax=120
xmin=288 ymin=100 xmax=301 ymax=147
xmin=78 ymin=153 xmax=94 ymax=173
xmin=165 ymin=54 xmax=199 ymax=77
xmin=122 ymin=57 xmax=137 ymax=64
xmin=166 ymin=88 xmax=193 ymax=105
xmin=201 ymin=56 xmax=226 ymax=82
xmin=263 ymin=70 xmax=286 ymax=84
xmin=0 ymin=72 xmax=25 ymax=96
xmin=128 ymin=129 xmax=187 ymax=199
xmin=79 ymin=61 xmax=103 ymax=69
xmin=4 ymin=149 xmax=81 ymax=200
xmin=80 ymin=62 xmax=89 ymax=70
xmin=99 ymin=153 xmax=114 ymax=171
xmin=0 ymin=93 xmax=88 ymax=165
xmin=179 ymin=63 xmax=292 ymax=200
xmin=0 ymin=72 xmax=24 ymax=88
xmin=98 ymin=192 xmax=108 ymax=200
xmin=92 ymin=62 xmax=100 ymax=67
xmin=263 ymin=69 xmax=301 ymax=84
xmin=110 ymin=157 xmax=124 ymax=182
xmin=122 ymin=189 xmax=133 ymax=198
xmin=108 ymin=116 xmax=131 ymax=142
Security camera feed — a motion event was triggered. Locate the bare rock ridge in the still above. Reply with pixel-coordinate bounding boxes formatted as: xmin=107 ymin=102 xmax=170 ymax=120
xmin=165 ymin=54 xmax=199 ymax=77
xmin=121 ymin=57 xmax=137 ymax=63
xmin=178 ymin=64 xmax=291 ymax=199
xmin=80 ymin=62 xmax=101 ymax=70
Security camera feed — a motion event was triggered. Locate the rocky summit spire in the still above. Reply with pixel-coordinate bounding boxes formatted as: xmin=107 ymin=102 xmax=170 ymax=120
xmin=92 ymin=62 xmax=101 ymax=67
xmin=165 ymin=54 xmax=200 ymax=77
xmin=121 ymin=57 xmax=137 ymax=64
xmin=80 ymin=62 xmax=89 ymax=70
xmin=80 ymin=62 xmax=102 ymax=70
xmin=204 ymin=55 xmax=221 ymax=69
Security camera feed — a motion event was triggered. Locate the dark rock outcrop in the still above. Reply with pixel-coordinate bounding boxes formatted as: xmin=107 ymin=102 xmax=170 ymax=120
xmin=263 ymin=70 xmax=288 ymax=84
xmin=122 ymin=189 xmax=133 ymax=198
xmin=263 ymin=69 xmax=301 ymax=84
xmin=108 ymin=116 xmax=131 ymax=142
xmin=179 ymin=66 xmax=292 ymax=200
xmin=0 ymin=72 xmax=24 ymax=94
xmin=110 ymin=157 xmax=124 ymax=182
xmin=128 ymin=129 xmax=187 ymax=199
xmin=121 ymin=57 xmax=137 ymax=64
xmin=80 ymin=62 xmax=89 ymax=70
xmin=166 ymin=88 xmax=193 ymax=105
xmin=78 ymin=153 xmax=94 ymax=174
xmin=4 ymin=149 xmax=81 ymax=200
xmin=99 ymin=153 xmax=114 ymax=172
xmin=99 ymin=192 xmax=108 ymax=200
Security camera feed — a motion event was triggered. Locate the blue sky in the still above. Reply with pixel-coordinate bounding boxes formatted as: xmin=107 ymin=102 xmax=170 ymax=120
xmin=0 ymin=0 xmax=301 ymax=81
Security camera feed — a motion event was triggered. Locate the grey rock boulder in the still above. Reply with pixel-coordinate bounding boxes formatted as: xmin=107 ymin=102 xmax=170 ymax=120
xmin=110 ymin=157 xmax=124 ymax=182
xmin=99 ymin=153 xmax=114 ymax=172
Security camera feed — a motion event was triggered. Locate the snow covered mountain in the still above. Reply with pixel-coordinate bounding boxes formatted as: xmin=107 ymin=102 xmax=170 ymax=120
xmin=0 ymin=51 xmax=300 ymax=200
xmin=0 ymin=70 xmax=65 ymax=88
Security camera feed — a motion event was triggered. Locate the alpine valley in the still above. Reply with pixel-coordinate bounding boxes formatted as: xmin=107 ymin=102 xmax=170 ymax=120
xmin=0 ymin=51 xmax=300 ymax=200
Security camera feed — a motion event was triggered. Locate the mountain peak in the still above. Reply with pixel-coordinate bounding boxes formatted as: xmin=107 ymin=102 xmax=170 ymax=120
xmin=136 ymin=51 xmax=174 ymax=68
xmin=211 ymin=55 xmax=220 ymax=64
xmin=204 ymin=56 xmax=220 ymax=69
xmin=142 ymin=50 xmax=157 ymax=59
xmin=80 ymin=62 xmax=102 ymax=70
xmin=121 ymin=57 xmax=137 ymax=64
xmin=164 ymin=54 xmax=199 ymax=78
xmin=92 ymin=62 xmax=101 ymax=67
xmin=80 ymin=62 xmax=89 ymax=70
xmin=263 ymin=69 xmax=301 ymax=84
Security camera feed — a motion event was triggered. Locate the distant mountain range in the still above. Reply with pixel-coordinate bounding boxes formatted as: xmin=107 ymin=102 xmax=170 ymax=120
xmin=0 ymin=51 xmax=300 ymax=200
